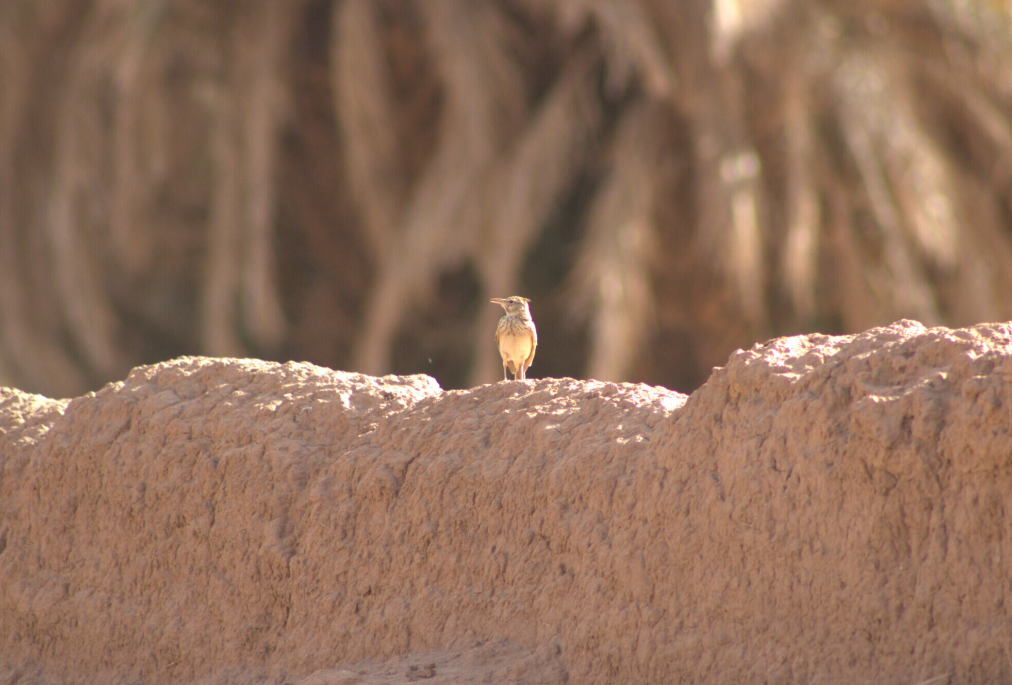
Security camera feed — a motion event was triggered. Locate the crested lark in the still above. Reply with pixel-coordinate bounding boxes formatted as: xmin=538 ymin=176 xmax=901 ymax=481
xmin=490 ymin=296 xmax=538 ymax=381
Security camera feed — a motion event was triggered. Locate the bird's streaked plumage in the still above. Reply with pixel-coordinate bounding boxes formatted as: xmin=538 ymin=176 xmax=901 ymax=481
xmin=490 ymin=296 xmax=537 ymax=381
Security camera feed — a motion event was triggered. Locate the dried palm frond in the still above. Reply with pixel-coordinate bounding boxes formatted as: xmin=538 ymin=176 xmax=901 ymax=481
xmin=919 ymin=57 xmax=1012 ymax=214
xmin=238 ymin=1 xmax=295 ymax=353
xmin=45 ymin=3 xmax=131 ymax=381
xmin=478 ymin=48 xmax=602 ymax=284
xmin=722 ymin=148 xmax=766 ymax=329
xmin=4 ymin=0 xmax=1012 ymax=398
xmin=0 ymin=3 xmax=100 ymax=396
xmin=0 ymin=3 xmax=28 ymax=389
xmin=352 ymin=0 xmax=529 ymax=375
xmin=568 ymin=101 xmax=660 ymax=382
xmin=202 ymin=1 xmax=295 ymax=357
xmin=833 ymin=49 xmax=942 ymax=325
xmin=332 ymin=0 xmax=404 ymax=259
xmin=711 ymin=0 xmax=789 ymax=63
xmin=203 ymin=78 xmax=244 ymax=357
xmin=781 ymin=66 xmax=820 ymax=321
xmin=110 ymin=0 xmax=167 ymax=275
xmin=677 ymin=0 xmax=769 ymax=334
xmin=559 ymin=0 xmax=675 ymax=97
xmin=927 ymin=0 xmax=1012 ymax=56
xmin=470 ymin=47 xmax=604 ymax=384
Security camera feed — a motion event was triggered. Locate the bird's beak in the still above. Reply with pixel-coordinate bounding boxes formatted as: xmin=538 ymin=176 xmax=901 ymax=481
xmin=489 ymin=298 xmax=506 ymax=305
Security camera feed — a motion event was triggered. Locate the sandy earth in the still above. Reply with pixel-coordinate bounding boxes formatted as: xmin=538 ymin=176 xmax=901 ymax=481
xmin=2 ymin=320 xmax=1011 ymax=684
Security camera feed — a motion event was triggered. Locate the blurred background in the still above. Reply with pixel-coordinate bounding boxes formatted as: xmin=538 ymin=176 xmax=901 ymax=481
xmin=2 ymin=0 xmax=1011 ymax=398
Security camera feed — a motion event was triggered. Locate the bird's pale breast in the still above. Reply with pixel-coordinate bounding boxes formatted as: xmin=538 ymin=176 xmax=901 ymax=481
xmin=498 ymin=318 xmax=535 ymax=364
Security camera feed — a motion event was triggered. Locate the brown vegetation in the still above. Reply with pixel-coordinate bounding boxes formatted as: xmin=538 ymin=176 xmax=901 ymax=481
xmin=1 ymin=0 xmax=1011 ymax=398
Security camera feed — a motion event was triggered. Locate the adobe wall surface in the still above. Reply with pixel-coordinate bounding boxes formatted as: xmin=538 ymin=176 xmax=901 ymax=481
xmin=1 ymin=320 xmax=1010 ymax=684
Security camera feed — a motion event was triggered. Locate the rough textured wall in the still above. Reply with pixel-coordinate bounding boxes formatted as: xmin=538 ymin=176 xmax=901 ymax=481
xmin=1 ymin=320 xmax=1011 ymax=684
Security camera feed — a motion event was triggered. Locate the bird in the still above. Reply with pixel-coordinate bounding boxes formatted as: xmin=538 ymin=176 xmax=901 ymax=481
xmin=490 ymin=296 xmax=538 ymax=381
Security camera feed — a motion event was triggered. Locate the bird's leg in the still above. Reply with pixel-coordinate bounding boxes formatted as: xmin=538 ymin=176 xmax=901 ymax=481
xmin=502 ymin=361 xmax=509 ymax=382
